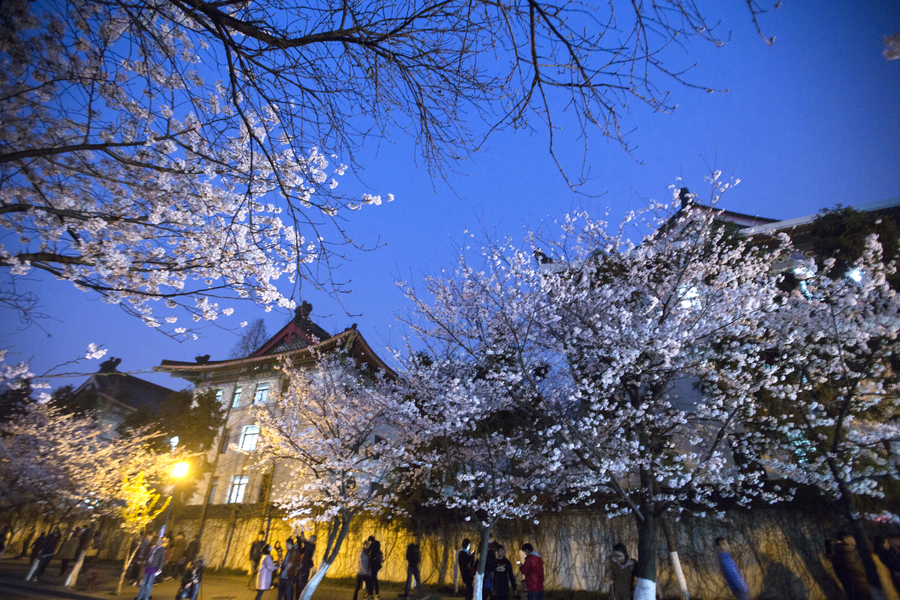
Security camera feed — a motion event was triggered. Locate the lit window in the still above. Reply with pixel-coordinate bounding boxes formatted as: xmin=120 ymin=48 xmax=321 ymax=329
xmin=227 ymin=475 xmax=248 ymax=504
xmin=254 ymin=383 xmax=269 ymax=405
xmin=232 ymin=386 xmax=243 ymax=408
xmin=215 ymin=389 xmax=223 ymax=403
xmin=846 ymin=268 xmax=863 ymax=284
xmin=239 ymin=425 xmax=260 ymax=452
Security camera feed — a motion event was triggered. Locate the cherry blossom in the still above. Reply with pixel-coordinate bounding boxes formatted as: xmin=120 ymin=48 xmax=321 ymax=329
xmin=398 ymin=186 xmax=790 ymax=600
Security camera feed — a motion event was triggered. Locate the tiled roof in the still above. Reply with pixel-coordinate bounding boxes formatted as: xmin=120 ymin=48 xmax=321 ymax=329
xmin=75 ymin=365 xmax=175 ymax=412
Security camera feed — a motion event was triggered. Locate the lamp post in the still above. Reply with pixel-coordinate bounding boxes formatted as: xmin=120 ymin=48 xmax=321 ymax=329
xmin=161 ymin=462 xmax=189 ymax=537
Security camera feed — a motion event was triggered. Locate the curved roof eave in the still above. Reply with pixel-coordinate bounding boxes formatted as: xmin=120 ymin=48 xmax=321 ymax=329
xmin=155 ymin=329 xmax=396 ymax=380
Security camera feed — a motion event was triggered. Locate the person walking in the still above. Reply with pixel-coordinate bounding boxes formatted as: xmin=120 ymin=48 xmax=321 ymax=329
xmin=404 ymin=536 xmax=423 ymax=600
xmin=136 ymin=537 xmax=168 ymax=600
xmin=129 ymin=533 xmax=154 ymax=586
xmin=185 ymin=534 xmax=200 ymax=566
xmin=490 ymin=545 xmax=517 ymax=600
xmin=170 ymin=531 xmax=188 ymax=579
xmin=31 ymin=527 xmax=61 ymax=582
xmin=459 ymin=539 xmax=475 ymax=600
xmin=353 ymin=539 xmax=372 ymax=600
xmin=716 ymin=537 xmax=751 ymax=600
xmin=254 ymin=544 xmax=277 ymax=600
xmin=519 ymin=543 xmax=544 ymax=600
xmin=277 ymin=538 xmax=300 ymax=600
xmin=605 ymin=543 xmax=634 ymax=600
xmin=296 ymin=529 xmax=317 ymax=598
xmin=249 ymin=531 xmax=267 ymax=589
xmin=369 ymin=537 xmax=384 ymax=600
xmin=483 ymin=541 xmax=499 ymax=600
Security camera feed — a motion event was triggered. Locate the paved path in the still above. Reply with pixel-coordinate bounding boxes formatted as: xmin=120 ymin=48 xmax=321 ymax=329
xmin=0 ymin=556 xmax=442 ymax=600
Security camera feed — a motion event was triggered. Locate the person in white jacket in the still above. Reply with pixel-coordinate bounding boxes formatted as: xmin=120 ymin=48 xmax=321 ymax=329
xmin=352 ymin=540 xmax=372 ymax=600
xmin=254 ymin=544 xmax=277 ymax=600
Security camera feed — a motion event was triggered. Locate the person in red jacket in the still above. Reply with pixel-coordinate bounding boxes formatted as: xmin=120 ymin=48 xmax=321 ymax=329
xmin=519 ymin=543 xmax=544 ymax=600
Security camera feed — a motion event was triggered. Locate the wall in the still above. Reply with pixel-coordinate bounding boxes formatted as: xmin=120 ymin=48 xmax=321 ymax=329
xmin=156 ymin=504 xmax=854 ymax=600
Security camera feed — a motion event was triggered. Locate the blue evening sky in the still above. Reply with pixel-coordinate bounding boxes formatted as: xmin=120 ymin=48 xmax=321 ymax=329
xmin=2 ymin=0 xmax=898 ymax=392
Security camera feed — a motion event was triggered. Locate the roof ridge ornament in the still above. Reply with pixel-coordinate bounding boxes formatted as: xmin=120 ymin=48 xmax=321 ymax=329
xmin=294 ymin=301 xmax=313 ymax=323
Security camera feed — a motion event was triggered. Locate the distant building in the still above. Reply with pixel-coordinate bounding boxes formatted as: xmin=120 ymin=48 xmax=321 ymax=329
xmin=671 ymin=187 xmax=900 ymax=271
xmin=73 ymin=357 xmax=175 ymax=431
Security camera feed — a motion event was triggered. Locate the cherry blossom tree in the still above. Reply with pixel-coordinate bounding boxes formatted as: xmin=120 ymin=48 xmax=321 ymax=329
xmin=0 ymin=401 xmax=179 ymax=511
xmin=253 ymin=357 xmax=417 ymax=600
xmin=0 ymin=396 xmax=184 ymax=583
xmin=400 ymin=184 xmax=790 ymax=600
xmin=390 ymin=355 xmax=551 ymax=600
xmin=754 ymin=236 xmax=900 ymax=599
xmin=0 ymin=0 xmax=776 ymax=332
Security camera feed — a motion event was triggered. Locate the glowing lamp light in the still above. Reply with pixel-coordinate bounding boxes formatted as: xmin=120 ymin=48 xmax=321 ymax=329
xmin=172 ymin=462 xmax=190 ymax=479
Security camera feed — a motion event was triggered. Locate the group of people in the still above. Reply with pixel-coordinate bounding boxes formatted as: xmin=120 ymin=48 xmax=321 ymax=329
xmin=826 ymin=533 xmax=900 ymax=600
xmin=22 ymin=526 xmax=104 ymax=583
xmin=610 ymin=534 xmax=900 ymax=600
xmin=249 ymin=528 xmax=317 ymax=600
xmin=128 ymin=531 xmax=204 ymax=600
xmin=457 ymin=539 xmax=545 ymax=600
xmin=602 ymin=537 xmax=744 ymax=600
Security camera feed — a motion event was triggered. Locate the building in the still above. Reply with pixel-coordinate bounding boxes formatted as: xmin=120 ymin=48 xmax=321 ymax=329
xmin=156 ymin=301 xmax=394 ymax=512
xmin=72 ymin=356 xmax=175 ymax=431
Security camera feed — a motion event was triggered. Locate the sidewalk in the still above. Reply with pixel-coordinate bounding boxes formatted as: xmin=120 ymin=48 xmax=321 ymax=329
xmin=0 ymin=557 xmax=442 ymax=600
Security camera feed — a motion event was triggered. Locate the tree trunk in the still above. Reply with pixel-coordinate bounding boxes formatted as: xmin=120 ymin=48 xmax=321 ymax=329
xmin=299 ymin=512 xmax=352 ymax=600
xmin=633 ymin=460 xmax=659 ymax=600
xmin=65 ymin=526 xmax=96 ymax=587
xmin=64 ymin=547 xmax=86 ymax=587
xmin=116 ymin=544 xmax=140 ymax=596
xmin=633 ymin=509 xmax=658 ymax=600
xmin=220 ymin=505 xmax=240 ymax=570
xmin=661 ymin=519 xmax=689 ymax=600
xmin=195 ymin=396 xmax=237 ymax=557
xmin=472 ymin=522 xmax=494 ymax=600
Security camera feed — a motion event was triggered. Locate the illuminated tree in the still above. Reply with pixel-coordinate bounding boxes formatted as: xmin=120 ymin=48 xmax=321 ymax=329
xmin=115 ymin=472 xmax=170 ymax=596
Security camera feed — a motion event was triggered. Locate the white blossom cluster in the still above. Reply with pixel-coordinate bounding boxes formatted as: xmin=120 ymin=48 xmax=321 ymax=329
xmin=249 ymin=355 xmax=420 ymax=599
xmin=394 ymin=190 xmax=900 ymax=594
xmin=0 ymin=402 xmax=183 ymax=516
xmin=0 ymin=0 xmax=389 ymax=334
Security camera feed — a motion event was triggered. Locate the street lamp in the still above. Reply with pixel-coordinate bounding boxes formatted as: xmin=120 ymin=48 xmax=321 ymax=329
xmin=161 ymin=462 xmax=190 ymax=536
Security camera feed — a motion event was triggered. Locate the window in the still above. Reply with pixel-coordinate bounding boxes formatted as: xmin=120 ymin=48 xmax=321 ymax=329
xmin=254 ymin=383 xmax=269 ymax=405
xmin=227 ymin=475 xmax=248 ymax=504
xmin=209 ymin=477 xmax=219 ymax=503
xmin=219 ymin=428 xmax=231 ymax=454
xmin=231 ymin=386 xmax=243 ymax=408
xmin=215 ymin=389 xmax=223 ymax=403
xmin=239 ymin=425 xmax=260 ymax=452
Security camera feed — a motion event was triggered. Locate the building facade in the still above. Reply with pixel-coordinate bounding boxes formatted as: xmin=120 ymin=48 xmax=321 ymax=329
xmin=157 ymin=302 xmax=394 ymax=511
